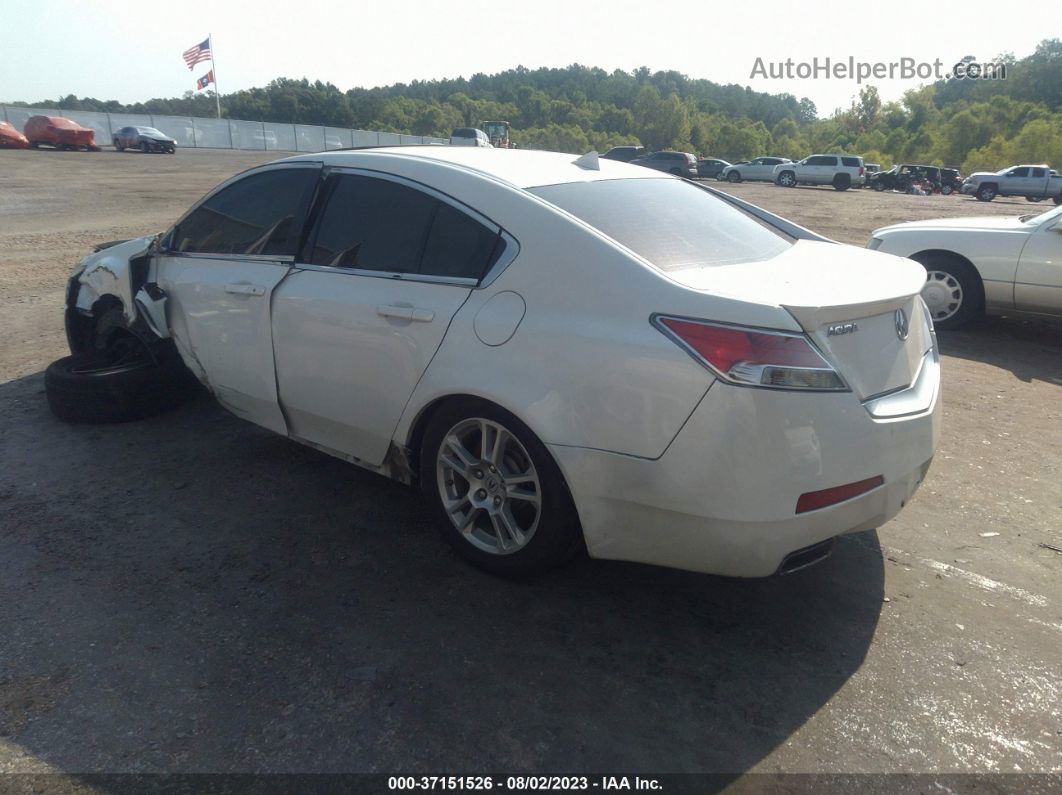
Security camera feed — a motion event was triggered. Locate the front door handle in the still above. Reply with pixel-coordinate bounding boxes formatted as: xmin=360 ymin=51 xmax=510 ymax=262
xmin=377 ymin=304 xmax=434 ymax=322
xmin=224 ymin=283 xmax=266 ymax=296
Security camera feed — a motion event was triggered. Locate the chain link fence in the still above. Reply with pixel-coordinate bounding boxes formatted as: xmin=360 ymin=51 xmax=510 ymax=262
xmin=1 ymin=106 xmax=448 ymax=151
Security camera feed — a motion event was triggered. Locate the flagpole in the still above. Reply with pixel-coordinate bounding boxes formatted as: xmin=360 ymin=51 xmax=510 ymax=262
xmin=210 ymin=34 xmax=221 ymax=119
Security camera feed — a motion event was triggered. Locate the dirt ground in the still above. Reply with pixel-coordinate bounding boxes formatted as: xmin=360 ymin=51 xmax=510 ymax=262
xmin=1 ymin=149 xmax=1060 ymax=783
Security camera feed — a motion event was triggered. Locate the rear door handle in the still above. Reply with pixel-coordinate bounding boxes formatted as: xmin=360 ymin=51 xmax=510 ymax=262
xmin=224 ymin=283 xmax=266 ymax=296
xmin=377 ymin=304 xmax=434 ymax=322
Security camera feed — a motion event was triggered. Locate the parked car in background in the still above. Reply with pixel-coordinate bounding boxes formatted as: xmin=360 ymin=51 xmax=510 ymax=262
xmin=862 ymin=163 xmax=881 ymax=187
xmin=112 ymin=126 xmax=176 ymax=154
xmin=630 ymin=150 xmax=698 ymax=177
xmin=24 ymin=115 xmax=100 ymax=151
xmin=940 ymin=168 xmax=963 ymax=195
xmin=961 ymin=165 xmax=1062 ymax=203
xmin=874 ymin=165 xmax=942 ymax=194
xmin=51 ymin=147 xmax=939 ymax=578
xmin=450 ymin=127 xmax=493 ymax=147
xmin=0 ymin=120 xmax=29 ymax=149
xmin=696 ymin=158 xmax=730 ymax=179
xmin=775 ymin=155 xmax=865 ymax=190
xmin=601 ymin=145 xmax=646 ymax=162
xmin=870 ymin=203 xmax=1062 ymax=328
xmin=720 ymin=156 xmax=792 ymax=183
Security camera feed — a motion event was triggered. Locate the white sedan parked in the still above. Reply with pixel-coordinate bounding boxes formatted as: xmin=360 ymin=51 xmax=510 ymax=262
xmin=54 ymin=147 xmax=940 ymax=577
xmin=869 ymin=204 xmax=1062 ymax=328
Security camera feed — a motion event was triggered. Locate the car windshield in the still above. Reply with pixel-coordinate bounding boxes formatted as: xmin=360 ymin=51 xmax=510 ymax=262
xmin=530 ymin=178 xmax=791 ymax=272
xmin=137 ymin=127 xmax=166 ymax=136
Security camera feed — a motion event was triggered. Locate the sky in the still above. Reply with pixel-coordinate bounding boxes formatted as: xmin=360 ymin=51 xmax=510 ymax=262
xmin=0 ymin=0 xmax=1049 ymax=117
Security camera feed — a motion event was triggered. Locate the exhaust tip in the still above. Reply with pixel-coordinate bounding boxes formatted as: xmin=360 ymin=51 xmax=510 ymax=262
xmin=777 ymin=538 xmax=836 ymax=575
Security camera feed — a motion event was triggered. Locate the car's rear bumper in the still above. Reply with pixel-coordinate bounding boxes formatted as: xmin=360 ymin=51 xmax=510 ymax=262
xmin=551 ymin=368 xmax=941 ymax=577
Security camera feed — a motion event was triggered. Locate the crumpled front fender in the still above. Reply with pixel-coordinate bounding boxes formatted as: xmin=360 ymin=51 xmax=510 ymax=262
xmin=73 ymin=235 xmax=155 ymax=324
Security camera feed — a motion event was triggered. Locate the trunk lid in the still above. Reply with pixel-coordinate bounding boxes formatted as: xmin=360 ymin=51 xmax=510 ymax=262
xmin=668 ymin=240 xmax=932 ymax=400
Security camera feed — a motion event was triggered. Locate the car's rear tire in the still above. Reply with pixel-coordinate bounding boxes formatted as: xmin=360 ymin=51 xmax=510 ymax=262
xmin=776 ymin=170 xmax=795 ymax=187
xmin=727 ymin=171 xmax=741 ymax=183
xmin=941 ymin=184 xmax=953 ymax=195
xmin=45 ymin=345 xmax=195 ymax=424
xmin=419 ymin=399 xmax=583 ymax=577
xmin=1025 ymin=196 xmax=1044 ymax=202
xmin=114 ymin=138 xmax=124 ymax=151
xmin=976 ymin=185 xmax=997 ymax=202
xmin=1054 ymin=194 xmax=1062 ymax=206
xmin=832 ymin=173 xmax=851 ymax=191
xmin=872 ymin=181 xmax=886 ymax=191
xmin=914 ymin=253 xmax=984 ymax=330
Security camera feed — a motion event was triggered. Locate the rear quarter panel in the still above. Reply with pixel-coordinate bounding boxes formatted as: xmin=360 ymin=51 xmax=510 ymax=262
xmin=373 ymin=158 xmax=796 ymax=459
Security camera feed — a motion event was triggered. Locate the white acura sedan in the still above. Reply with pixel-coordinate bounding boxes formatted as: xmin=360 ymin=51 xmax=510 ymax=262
xmin=53 ymin=147 xmax=940 ymax=577
xmin=869 ymin=203 xmax=1062 ymax=329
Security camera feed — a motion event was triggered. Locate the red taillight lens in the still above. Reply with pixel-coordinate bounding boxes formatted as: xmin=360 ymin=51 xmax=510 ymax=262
xmin=656 ymin=317 xmax=846 ymax=391
xmin=796 ymin=475 xmax=884 ymax=513
xmin=859 ymin=166 xmax=865 ymax=176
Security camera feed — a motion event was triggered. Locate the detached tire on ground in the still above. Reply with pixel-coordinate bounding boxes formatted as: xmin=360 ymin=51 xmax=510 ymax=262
xmin=45 ymin=349 xmax=194 ymax=423
xmin=419 ymin=399 xmax=584 ymax=577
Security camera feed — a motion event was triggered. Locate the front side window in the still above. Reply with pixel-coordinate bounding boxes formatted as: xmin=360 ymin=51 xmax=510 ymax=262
xmin=174 ymin=168 xmax=318 ymax=256
xmin=531 ymin=178 xmax=791 ymax=273
xmin=1008 ymin=167 xmax=1029 ymax=178
xmin=309 ymin=174 xmax=501 ymax=280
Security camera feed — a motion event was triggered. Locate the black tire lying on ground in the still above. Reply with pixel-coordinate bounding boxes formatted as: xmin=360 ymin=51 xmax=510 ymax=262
xmin=45 ymin=349 xmax=196 ymax=423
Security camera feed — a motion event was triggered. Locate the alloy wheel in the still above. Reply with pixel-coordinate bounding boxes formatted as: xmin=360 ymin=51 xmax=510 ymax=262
xmin=436 ymin=418 xmax=541 ymax=555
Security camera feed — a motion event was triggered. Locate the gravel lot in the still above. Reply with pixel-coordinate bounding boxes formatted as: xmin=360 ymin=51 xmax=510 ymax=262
xmin=1 ymin=149 xmax=1060 ymax=781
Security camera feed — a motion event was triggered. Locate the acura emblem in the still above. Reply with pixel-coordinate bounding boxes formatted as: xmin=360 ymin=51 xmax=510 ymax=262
xmin=894 ymin=308 xmax=909 ymax=340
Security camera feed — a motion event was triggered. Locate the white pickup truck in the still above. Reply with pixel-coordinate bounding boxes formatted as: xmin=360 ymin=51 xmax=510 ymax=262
xmin=961 ymin=164 xmax=1062 ymax=203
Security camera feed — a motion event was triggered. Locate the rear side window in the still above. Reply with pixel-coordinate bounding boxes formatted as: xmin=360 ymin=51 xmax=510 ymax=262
xmin=1031 ymin=167 xmax=1046 ymax=178
xmin=309 ymin=174 xmax=501 ymax=280
xmin=531 ymin=178 xmax=791 ymax=273
xmin=841 ymin=157 xmax=861 ymax=167
xmin=175 ymin=168 xmax=318 ymax=256
xmin=421 ymin=202 xmax=501 ymax=280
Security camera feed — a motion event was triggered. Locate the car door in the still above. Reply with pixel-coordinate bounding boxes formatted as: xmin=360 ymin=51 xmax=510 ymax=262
xmin=1014 ymin=212 xmax=1062 ymax=314
xmin=813 ymin=156 xmax=836 ymax=184
xmin=154 ymin=162 xmax=321 ymax=434
xmin=1029 ymin=167 xmax=1048 ymax=197
xmin=1003 ymin=167 xmax=1031 ymax=195
xmin=270 ymin=169 xmax=509 ymax=466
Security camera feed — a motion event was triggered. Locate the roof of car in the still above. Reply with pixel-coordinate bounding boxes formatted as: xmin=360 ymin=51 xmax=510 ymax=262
xmin=281 ymin=146 xmax=664 ymax=189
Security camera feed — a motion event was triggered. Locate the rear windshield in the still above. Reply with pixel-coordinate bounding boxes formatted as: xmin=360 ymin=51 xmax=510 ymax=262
xmin=530 ymin=179 xmax=791 ymax=272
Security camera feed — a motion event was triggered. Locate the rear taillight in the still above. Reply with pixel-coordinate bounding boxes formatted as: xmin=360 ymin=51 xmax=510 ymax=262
xmin=655 ymin=316 xmax=847 ymax=391
xmin=859 ymin=166 xmax=865 ymax=176
xmin=796 ymin=475 xmax=884 ymax=513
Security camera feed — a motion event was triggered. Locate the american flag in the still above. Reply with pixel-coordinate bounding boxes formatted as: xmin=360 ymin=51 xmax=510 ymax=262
xmin=182 ymin=38 xmax=211 ymax=70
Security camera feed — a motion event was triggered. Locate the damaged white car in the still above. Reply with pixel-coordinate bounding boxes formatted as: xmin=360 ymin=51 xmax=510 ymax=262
xmin=53 ymin=147 xmax=940 ymax=577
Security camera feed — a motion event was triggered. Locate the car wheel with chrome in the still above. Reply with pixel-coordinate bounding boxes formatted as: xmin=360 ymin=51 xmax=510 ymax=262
xmin=420 ymin=400 xmax=582 ymax=576
xmin=914 ymin=253 xmax=983 ymax=329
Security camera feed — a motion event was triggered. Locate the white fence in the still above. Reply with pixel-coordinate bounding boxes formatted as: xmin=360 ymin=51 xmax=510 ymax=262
xmin=1 ymin=105 xmax=448 ymax=151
